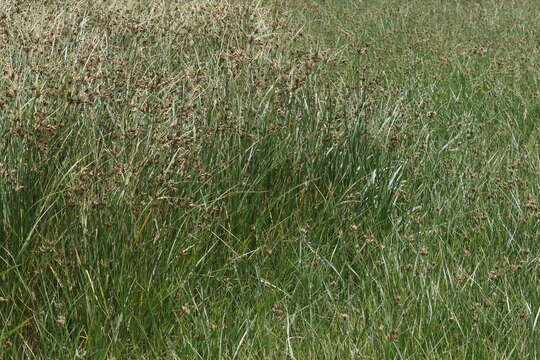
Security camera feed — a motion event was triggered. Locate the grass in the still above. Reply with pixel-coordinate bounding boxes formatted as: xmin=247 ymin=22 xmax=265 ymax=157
xmin=1 ymin=0 xmax=539 ymax=358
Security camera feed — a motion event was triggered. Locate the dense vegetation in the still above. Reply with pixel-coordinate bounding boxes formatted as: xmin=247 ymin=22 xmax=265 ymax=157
xmin=1 ymin=0 xmax=539 ymax=358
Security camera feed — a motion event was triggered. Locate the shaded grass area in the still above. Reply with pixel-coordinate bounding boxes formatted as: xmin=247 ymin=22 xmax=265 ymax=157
xmin=1 ymin=0 xmax=540 ymax=358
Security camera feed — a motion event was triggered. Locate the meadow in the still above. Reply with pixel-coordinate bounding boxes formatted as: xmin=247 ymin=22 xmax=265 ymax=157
xmin=1 ymin=0 xmax=539 ymax=358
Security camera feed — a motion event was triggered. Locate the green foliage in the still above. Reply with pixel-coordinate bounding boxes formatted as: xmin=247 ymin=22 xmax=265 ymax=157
xmin=1 ymin=0 xmax=539 ymax=358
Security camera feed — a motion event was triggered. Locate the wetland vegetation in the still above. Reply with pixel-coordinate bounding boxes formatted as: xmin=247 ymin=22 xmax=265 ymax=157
xmin=1 ymin=0 xmax=540 ymax=358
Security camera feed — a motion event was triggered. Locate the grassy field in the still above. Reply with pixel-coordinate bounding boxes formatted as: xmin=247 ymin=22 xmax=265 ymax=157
xmin=1 ymin=0 xmax=539 ymax=358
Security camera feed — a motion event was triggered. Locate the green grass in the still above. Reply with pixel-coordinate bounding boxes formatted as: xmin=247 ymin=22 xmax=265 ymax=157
xmin=1 ymin=0 xmax=540 ymax=358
